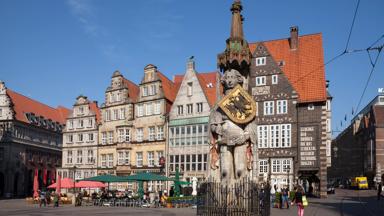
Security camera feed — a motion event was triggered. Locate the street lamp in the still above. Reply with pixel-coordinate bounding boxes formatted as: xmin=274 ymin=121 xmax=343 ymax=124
xmin=71 ymin=165 xmax=77 ymax=205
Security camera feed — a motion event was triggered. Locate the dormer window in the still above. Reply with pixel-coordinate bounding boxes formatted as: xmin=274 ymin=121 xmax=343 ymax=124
xmin=256 ymin=76 xmax=266 ymax=86
xmin=149 ymin=85 xmax=157 ymax=96
xmin=256 ymin=57 xmax=266 ymax=66
xmin=308 ymin=104 xmax=315 ymax=110
xmin=79 ymin=107 xmax=84 ymax=114
xmin=143 ymin=86 xmax=148 ymax=97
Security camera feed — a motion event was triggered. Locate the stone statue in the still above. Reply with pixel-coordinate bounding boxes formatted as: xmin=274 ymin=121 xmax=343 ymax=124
xmin=209 ymin=69 xmax=257 ymax=185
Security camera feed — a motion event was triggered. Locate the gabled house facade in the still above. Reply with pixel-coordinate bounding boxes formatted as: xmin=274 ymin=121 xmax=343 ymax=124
xmin=167 ymin=59 xmax=220 ymax=183
xmin=58 ymin=95 xmax=100 ymax=181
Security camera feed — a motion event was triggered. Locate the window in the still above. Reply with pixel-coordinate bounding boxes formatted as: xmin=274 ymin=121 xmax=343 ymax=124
xmin=77 ymin=134 xmax=83 ymax=142
xmin=101 ymin=132 xmax=107 ymax=144
xmin=187 ymin=82 xmax=193 ymax=96
xmin=119 ymin=108 xmax=125 ymax=119
xmin=177 ymin=105 xmax=183 ymax=115
xmin=156 ymin=151 xmax=164 ymax=166
xmin=88 ymin=133 xmax=94 ymax=142
xmin=78 ymin=106 xmax=84 ymax=114
xmin=101 ymin=154 xmax=107 ymax=167
xmin=154 ymin=101 xmax=161 ymax=114
xmin=136 ymin=128 xmax=143 ymax=142
xmin=137 ymin=104 xmax=144 ymax=117
xmin=87 ymin=150 xmax=94 ymax=164
xmin=75 ymin=171 xmax=81 ymax=180
xmin=326 ymin=100 xmax=331 ymax=111
xmin=326 ymin=119 xmax=331 ymax=132
xmin=105 ymin=110 xmax=111 ymax=121
xmin=326 ymin=140 xmax=331 ymax=157
xmin=67 ymin=134 xmax=73 ymax=143
xmin=113 ymin=109 xmax=118 ymax=120
xmin=76 ymin=150 xmax=83 ymax=164
xmin=67 ymin=151 xmax=73 ymax=164
xmin=256 ymin=57 xmax=266 ymax=66
xmin=272 ymin=159 xmax=281 ymax=173
xmin=143 ymin=86 xmax=148 ymax=96
xmin=256 ymin=76 xmax=266 ymax=86
xmin=282 ymin=159 xmax=291 ymax=173
xmin=116 ymin=92 xmax=121 ymax=101
xmin=136 ymin=152 xmax=143 ymax=167
xmin=264 ymin=101 xmax=274 ymax=115
xmin=277 ymin=100 xmax=287 ymax=114
xmin=68 ymin=120 xmax=74 ymax=129
xmin=308 ymin=104 xmax=315 ymax=110
xmin=149 ymin=85 xmax=157 ymax=95
xmin=257 ymin=124 xmax=291 ymax=148
xmin=157 ymin=126 xmax=164 ymax=140
xmin=78 ymin=119 xmax=84 ymax=128
xmin=148 ymin=151 xmax=155 ymax=167
xmin=149 ymin=127 xmax=156 ymax=141
xmin=197 ymin=103 xmax=203 ymax=113
xmin=108 ymin=131 xmax=113 ymax=144
xmin=259 ymin=160 xmax=268 ymax=173
xmin=107 ymin=154 xmax=113 ymax=168
xmin=118 ymin=151 xmax=130 ymax=165
xmin=87 ymin=118 xmax=93 ymax=127
xmin=257 ymin=126 xmax=268 ymax=148
xmin=0 ymin=108 xmax=2 ymax=117
xmin=146 ymin=103 xmax=152 ymax=116
xmin=187 ymin=104 xmax=193 ymax=114
xmin=118 ymin=128 xmax=130 ymax=142
xmin=272 ymin=75 xmax=278 ymax=84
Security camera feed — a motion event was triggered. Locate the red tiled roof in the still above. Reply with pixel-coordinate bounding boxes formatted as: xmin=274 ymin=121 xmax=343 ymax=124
xmin=174 ymin=72 xmax=220 ymax=108
xmin=123 ymin=78 xmax=140 ymax=103
xmin=89 ymin=102 xmax=101 ymax=124
xmin=6 ymin=89 xmax=70 ymax=124
xmin=157 ymin=71 xmax=177 ymax=102
xmin=197 ymin=72 xmax=220 ymax=108
xmin=249 ymin=33 xmax=327 ymax=103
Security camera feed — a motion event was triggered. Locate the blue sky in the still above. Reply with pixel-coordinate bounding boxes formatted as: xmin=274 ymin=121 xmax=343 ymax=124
xmin=0 ymin=0 xmax=383 ymax=136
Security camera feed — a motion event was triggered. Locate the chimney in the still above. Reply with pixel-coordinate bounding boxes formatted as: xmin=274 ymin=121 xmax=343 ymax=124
xmin=187 ymin=57 xmax=195 ymax=71
xmin=289 ymin=26 xmax=299 ymax=50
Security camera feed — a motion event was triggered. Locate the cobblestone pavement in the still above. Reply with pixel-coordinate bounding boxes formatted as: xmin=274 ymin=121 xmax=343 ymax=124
xmin=271 ymin=189 xmax=384 ymax=216
xmin=0 ymin=199 xmax=197 ymax=216
xmin=1 ymin=189 xmax=383 ymax=216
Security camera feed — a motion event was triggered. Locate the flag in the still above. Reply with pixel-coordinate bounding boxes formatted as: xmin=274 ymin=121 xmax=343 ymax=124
xmin=344 ymin=114 xmax=347 ymax=121
xmin=33 ymin=168 xmax=39 ymax=198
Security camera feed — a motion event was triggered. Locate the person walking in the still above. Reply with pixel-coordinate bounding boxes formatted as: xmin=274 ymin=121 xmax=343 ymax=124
xmin=378 ymin=182 xmax=382 ymax=200
xmin=282 ymin=187 xmax=289 ymax=209
xmin=291 ymin=186 xmax=305 ymax=216
xmin=39 ymin=190 xmax=47 ymax=207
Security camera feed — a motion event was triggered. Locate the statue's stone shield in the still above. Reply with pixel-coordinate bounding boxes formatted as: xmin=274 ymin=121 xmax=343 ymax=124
xmin=218 ymin=85 xmax=257 ymax=124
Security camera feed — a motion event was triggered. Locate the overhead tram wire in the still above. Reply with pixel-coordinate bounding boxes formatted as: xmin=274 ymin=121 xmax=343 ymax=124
xmin=344 ymin=0 xmax=361 ymax=53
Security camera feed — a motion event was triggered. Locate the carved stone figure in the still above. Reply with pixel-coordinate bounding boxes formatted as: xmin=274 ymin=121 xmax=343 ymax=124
xmin=209 ymin=69 xmax=257 ymax=185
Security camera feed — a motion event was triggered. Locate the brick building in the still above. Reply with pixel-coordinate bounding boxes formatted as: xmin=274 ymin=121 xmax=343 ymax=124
xmin=215 ymin=0 xmax=331 ymax=197
xmin=329 ymin=94 xmax=384 ymax=186
xmin=0 ymin=81 xmax=69 ymax=198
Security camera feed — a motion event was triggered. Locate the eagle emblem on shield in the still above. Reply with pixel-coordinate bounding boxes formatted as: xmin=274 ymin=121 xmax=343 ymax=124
xmin=218 ymin=85 xmax=257 ymax=124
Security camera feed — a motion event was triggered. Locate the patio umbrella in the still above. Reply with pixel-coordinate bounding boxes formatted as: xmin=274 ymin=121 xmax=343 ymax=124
xmin=81 ymin=175 xmax=126 ymax=182
xmin=47 ymin=178 xmax=74 ymax=189
xmin=75 ymin=181 xmax=106 ymax=188
xmin=56 ymin=175 xmax=61 ymax=193
xmin=33 ymin=168 xmax=39 ymax=198
xmin=123 ymin=172 xmax=173 ymax=181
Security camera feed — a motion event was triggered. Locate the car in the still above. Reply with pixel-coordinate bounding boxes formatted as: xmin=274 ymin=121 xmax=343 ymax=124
xmin=327 ymin=184 xmax=335 ymax=194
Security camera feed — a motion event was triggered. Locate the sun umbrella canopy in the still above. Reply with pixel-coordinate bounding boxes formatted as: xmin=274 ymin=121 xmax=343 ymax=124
xmin=56 ymin=175 xmax=61 ymax=193
xmin=81 ymin=175 xmax=127 ymax=183
xmin=123 ymin=172 xmax=173 ymax=181
xmin=48 ymin=178 xmax=74 ymax=189
xmin=75 ymin=181 xmax=106 ymax=188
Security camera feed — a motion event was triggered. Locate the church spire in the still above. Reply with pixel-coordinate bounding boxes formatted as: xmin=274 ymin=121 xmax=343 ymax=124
xmin=217 ymin=0 xmax=252 ymax=77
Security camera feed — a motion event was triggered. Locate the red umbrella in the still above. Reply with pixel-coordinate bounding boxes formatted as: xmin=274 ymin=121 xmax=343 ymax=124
xmin=48 ymin=178 xmax=74 ymax=189
xmin=56 ymin=175 xmax=61 ymax=193
xmin=75 ymin=181 xmax=106 ymax=188
xmin=43 ymin=168 xmax=47 ymax=186
xmin=33 ymin=168 xmax=39 ymax=198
